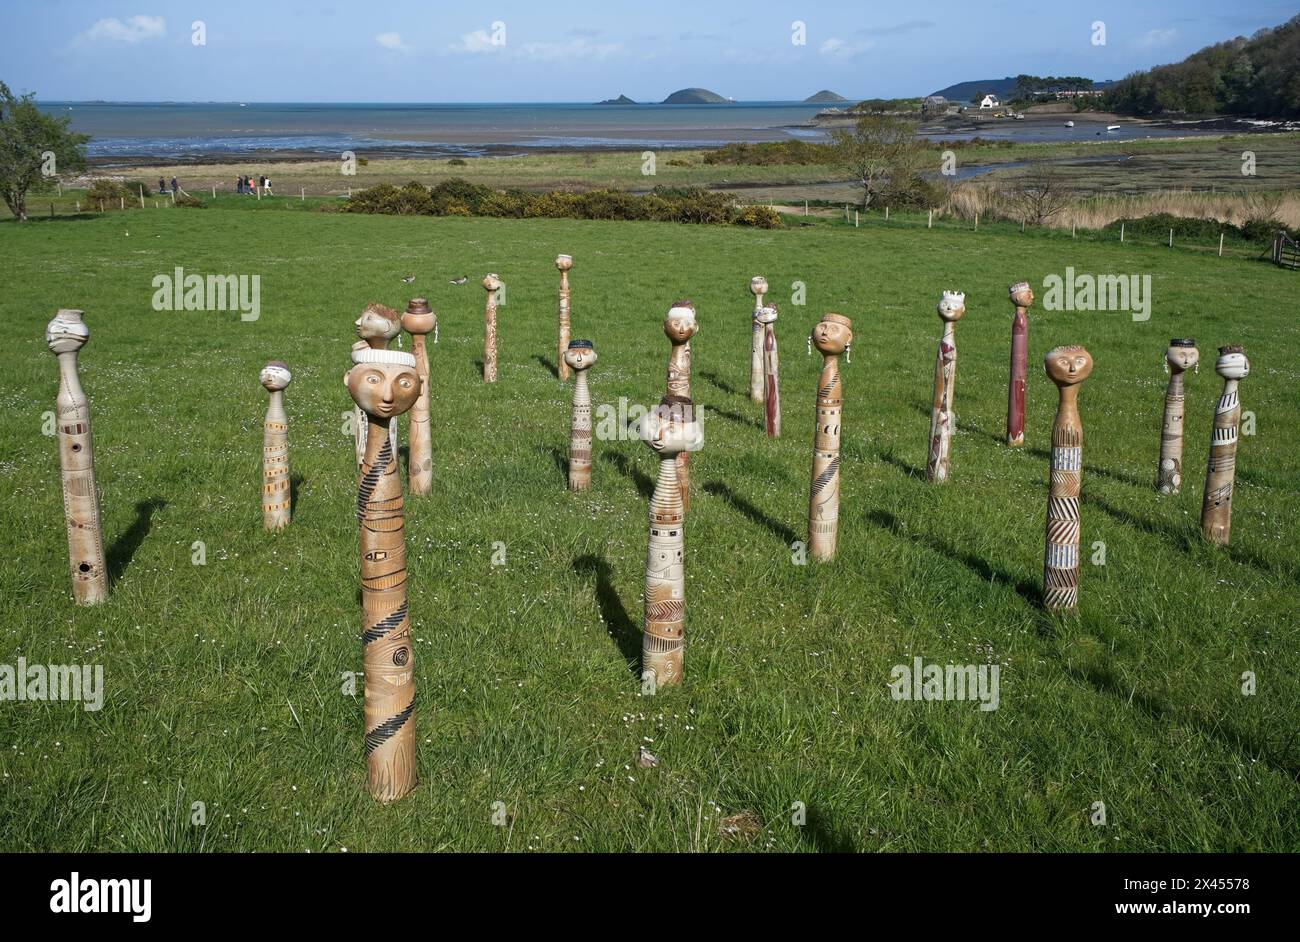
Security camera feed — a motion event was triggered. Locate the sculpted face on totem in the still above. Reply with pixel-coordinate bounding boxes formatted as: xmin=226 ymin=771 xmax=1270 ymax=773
xmin=755 ymin=303 xmax=778 ymax=326
xmin=1215 ymin=347 xmax=1249 ymax=380
xmin=936 ymin=291 xmax=966 ymax=323
xmin=640 ymin=400 xmax=703 ymax=456
xmin=482 ymin=273 xmax=502 ymax=293
xmin=1009 ymin=281 xmax=1034 ymax=309
xmin=259 ymin=361 xmax=292 ymax=391
xmin=346 ymin=362 xmax=421 ymax=419
xmin=664 ymin=302 xmax=698 ymax=343
xmin=355 ymin=304 xmax=402 ymax=343
xmin=1045 ymin=345 xmax=1094 ymax=386
xmin=750 ymin=276 xmax=768 ymax=299
xmin=812 ymin=314 xmax=852 ymax=355
xmin=564 ymin=339 xmax=597 ymax=371
xmin=555 ymin=254 xmax=572 ymax=272
xmin=1165 ymin=340 xmax=1199 ymax=373
xmin=45 ymin=309 xmax=90 ymax=354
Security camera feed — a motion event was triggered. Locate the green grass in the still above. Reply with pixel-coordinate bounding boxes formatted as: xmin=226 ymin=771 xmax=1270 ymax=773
xmin=0 ymin=207 xmax=1296 ymax=851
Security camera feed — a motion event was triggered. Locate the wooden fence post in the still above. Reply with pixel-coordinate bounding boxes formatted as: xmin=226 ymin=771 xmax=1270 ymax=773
xmin=301 ymin=187 xmax=305 ymax=201
xmin=884 ymin=206 xmax=889 ymax=221
xmin=1120 ymin=222 xmax=1125 ymax=242
xmin=1169 ymin=228 xmax=1173 ymax=248
xmin=854 ymin=210 xmax=859 ymax=228
xmin=927 ymin=209 xmax=932 ymax=229
xmin=139 ymin=185 xmax=145 ymax=208
xmin=974 ymin=214 xmax=979 ymax=231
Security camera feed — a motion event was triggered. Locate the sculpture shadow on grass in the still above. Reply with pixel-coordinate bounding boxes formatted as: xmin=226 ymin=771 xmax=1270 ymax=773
xmin=107 ymin=497 xmax=167 ymax=586
xmin=864 ymin=508 xmax=1041 ymax=610
xmin=290 ymin=473 xmax=304 ymax=516
xmin=531 ymin=354 xmax=559 ymax=379
xmin=803 ymin=808 xmax=859 ymax=853
xmin=1085 ymin=492 xmax=1295 ymax=582
xmin=573 ymin=554 xmax=640 ymax=672
xmin=707 ymin=405 xmax=762 ymax=432
xmin=699 ymin=370 xmax=742 ymax=399
xmin=874 ymin=447 xmax=926 ymax=482
xmin=1062 ymin=658 xmax=1300 ymax=785
xmin=538 ymin=444 xmax=568 ymax=486
xmin=603 ymin=451 xmax=654 ymax=501
xmin=702 ymin=480 xmax=796 ymax=547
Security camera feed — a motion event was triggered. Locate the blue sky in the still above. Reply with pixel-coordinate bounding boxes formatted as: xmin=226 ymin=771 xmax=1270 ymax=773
xmin=2 ymin=0 xmax=1295 ymax=101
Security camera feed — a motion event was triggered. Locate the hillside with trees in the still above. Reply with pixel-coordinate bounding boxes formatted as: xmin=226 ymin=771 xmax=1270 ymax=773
xmin=1102 ymin=14 xmax=1300 ymax=116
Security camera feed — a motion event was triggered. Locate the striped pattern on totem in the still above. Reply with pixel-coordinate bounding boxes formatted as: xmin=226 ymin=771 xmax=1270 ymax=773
xmin=362 ymin=600 xmax=408 ymax=645
xmin=818 ymin=371 xmax=839 ymax=401
xmin=1216 ymin=391 xmax=1238 ymax=413
xmin=1051 ymin=446 xmax=1081 ymax=471
xmin=1047 ymin=519 xmax=1079 ymax=544
xmin=357 ymin=436 xmax=392 ymax=519
xmin=1051 ymin=426 xmax=1081 ymax=448
xmin=1048 ymin=496 xmax=1079 ymax=520
xmin=364 ymin=700 xmax=415 ymax=757
xmin=1045 ymin=543 xmax=1078 ymax=568
xmin=811 ymin=456 xmax=840 ymax=496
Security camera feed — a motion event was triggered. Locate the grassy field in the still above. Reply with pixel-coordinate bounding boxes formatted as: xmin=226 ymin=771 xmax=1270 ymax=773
xmin=0 ymin=206 xmax=1296 ymax=851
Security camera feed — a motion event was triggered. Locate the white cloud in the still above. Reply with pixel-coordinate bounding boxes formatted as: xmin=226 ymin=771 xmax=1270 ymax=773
xmin=450 ymin=29 xmax=500 ymax=53
xmin=375 ymin=32 xmax=408 ymax=51
xmin=75 ymin=15 xmax=166 ymax=45
xmin=819 ymin=37 xmax=873 ymax=59
xmin=1139 ymin=28 xmax=1177 ymax=47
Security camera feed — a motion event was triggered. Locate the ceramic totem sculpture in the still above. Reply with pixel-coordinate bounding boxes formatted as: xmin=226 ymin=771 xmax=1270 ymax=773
xmin=565 ymin=339 xmax=596 ymax=490
xmin=482 ymin=273 xmax=502 ymax=383
xmin=352 ymin=303 xmax=401 ymax=469
xmin=345 ymin=346 xmax=422 ymax=802
xmin=260 ymin=361 xmax=292 ymax=531
xmin=1007 ymin=282 xmax=1033 ymax=447
xmin=556 ymin=255 xmax=573 ymax=382
xmin=1156 ymin=339 xmax=1199 ymax=495
xmin=640 ymin=396 xmax=704 ymax=688
xmin=664 ymin=301 xmax=699 ymax=511
xmin=757 ymin=304 xmax=780 ymax=437
xmin=808 ymin=313 xmax=853 ymax=561
xmin=1043 ymin=345 xmax=1093 ymax=611
xmin=749 ymin=276 xmax=768 ymax=402
xmin=45 ymin=309 xmax=108 ymax=605
xmin=926 ymin=291 xmax=966 ymax=483
xmin=402 ymin=299 xmax=437 ymax=495
xmin=1200 ymin=345 xmax=1249 ymax=545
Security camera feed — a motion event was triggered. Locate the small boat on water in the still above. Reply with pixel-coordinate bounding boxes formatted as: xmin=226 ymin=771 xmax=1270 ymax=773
xmin=1106 ymin=124 xmax=1121 ymax=131
xmin=1065 ymin=120 xmax=1074 ymax=127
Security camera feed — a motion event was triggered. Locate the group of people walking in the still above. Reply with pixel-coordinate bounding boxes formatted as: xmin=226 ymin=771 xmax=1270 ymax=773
xmin=236 ymin=174 xmax=272 ymax=195
xmin=157 ymin=176 xmax=179 ymax=195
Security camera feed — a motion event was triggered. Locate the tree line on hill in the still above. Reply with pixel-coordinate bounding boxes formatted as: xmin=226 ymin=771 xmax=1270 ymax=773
xmin=1100 ymin=14 xmax=1300 ymax=117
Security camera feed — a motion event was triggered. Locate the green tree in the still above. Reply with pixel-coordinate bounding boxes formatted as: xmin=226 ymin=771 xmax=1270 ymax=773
xmin=831 ymin=115 xmax=923 ymax=210
xmin=0 ymin=82 xmax=89 ymax=221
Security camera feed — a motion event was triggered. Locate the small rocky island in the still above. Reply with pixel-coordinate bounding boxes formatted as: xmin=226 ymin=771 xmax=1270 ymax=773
xmin=804 ymin=90 xmax=848 ymax=103
xmin=662 ymin=87 xmax=731 ymax=104
xmin=595 ymin=94 xmax=637 ymax=105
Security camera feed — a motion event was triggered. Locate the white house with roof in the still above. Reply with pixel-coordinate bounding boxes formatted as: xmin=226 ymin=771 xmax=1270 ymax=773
xmin=978 ymin=93 xmax=1000 ymax=109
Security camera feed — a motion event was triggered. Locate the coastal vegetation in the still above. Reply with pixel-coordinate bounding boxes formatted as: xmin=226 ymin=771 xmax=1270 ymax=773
xmin=343 ymin=178 xmax=783 ymax=227
xmin=1101 ymin=14 xmax=1300 ymax=117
